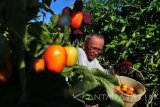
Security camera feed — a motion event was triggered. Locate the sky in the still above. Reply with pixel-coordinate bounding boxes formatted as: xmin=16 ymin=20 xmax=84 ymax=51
xmin=38 ymin=0 xmax=75 ymax=23
xmin=52 ymin=0 xmax=75 ymax=14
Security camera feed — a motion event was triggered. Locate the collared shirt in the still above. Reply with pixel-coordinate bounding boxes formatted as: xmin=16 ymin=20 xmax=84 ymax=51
xmin=76 ymin=47 xmax=109 ymax=73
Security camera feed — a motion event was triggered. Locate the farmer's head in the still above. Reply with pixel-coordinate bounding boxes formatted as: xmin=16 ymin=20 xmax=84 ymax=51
xmin=82 ymin=33 xmax=105 ymax=61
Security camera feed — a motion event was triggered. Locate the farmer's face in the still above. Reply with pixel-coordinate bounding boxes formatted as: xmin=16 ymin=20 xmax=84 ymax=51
xmin=83 ymin=36 xmax=104 ymax=61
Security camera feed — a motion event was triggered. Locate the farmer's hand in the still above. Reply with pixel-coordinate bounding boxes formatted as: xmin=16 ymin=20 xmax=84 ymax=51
xmin=114 ymin=59 xmax=133 ymax=74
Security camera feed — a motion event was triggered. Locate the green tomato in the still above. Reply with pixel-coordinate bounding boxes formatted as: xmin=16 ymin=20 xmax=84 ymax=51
xmin=64 ymin=46 xmax=78 ymax=67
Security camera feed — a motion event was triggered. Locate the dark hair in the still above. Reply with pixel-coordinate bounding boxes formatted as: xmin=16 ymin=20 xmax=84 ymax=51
xmin=84 ymin=33 xmax=105 ymax=44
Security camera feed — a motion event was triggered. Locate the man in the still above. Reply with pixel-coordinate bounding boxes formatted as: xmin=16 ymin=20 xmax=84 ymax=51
xmin=77 ymin=33 xmax=133 ymax=74
xmin=77 ymin=33 xmax=106 ymax=71
xmin=75 ymin=33 xmax=133 ymax=106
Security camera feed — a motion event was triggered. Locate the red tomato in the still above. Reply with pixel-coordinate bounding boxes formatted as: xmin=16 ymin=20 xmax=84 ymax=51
xmin=70 ymin=11 xmax=83 ymax=29
xmin=64 ymin=46 xmax=78 ymax=67
xmin=33 ymin=58 xmax=45 ymax=73
xmin=44 ymin=45 xmax=67 ymax=73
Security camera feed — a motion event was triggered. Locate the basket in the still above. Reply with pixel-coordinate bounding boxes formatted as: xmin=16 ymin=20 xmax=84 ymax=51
xmin=114 ymin=75 xmax=146 ymax=107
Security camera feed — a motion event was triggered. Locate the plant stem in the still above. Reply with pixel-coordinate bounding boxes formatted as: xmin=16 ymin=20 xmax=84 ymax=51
xmin=17 ymin=55 xmax=28 ymax=106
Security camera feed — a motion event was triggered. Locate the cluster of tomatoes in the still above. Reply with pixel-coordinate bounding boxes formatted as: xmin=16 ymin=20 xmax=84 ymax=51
xmin=33 ymin=45 xmax=78 ymax=74
xmin=114 ymin=84 xmax=135 ymax=95
xmin=58 ymin=0 xmax=92 ymax=37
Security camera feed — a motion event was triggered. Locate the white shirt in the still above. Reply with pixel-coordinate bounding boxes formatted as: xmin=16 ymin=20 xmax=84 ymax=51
xmin=76 ymin=48 xmax=108 ymax=72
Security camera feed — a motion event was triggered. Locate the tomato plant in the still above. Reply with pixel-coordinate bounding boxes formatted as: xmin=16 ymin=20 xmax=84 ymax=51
xmin=64 ymin=46 xmax=78 ymax=67
xmin=44 ymin=45 xmax=67 ymax=73
xmin=70 ymin=11 xmax=83 ymax=29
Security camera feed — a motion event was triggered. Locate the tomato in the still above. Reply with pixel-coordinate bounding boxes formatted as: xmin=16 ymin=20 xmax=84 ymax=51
xmin=0 ymin=73 xmax=7 ymax=83
xmin=121 ymin=84 xmax=128 ymax=92
xmin=114 ymin=85 xmax=122 ymax=93
xmin=126 ymin=87 xmax=134 ymax=95
xmin=64 ymin=46 xmax=78 ymax=67
xmin=70 ymin=11 xmax=83 ymax=29
xmin=128 ymin=87 xmax=134 ymax=92
xmin=33 ymin=58 xmax=45 ymax=73
xmin=126 ymin=89 xmax=133 ymax=95
xmin=0 ymin=57 xmax=12 ymax=84
xmin=121 ymin=84 xmax=128 ymax=89
xmin=44 ymin=45 xmax=67 ymax=73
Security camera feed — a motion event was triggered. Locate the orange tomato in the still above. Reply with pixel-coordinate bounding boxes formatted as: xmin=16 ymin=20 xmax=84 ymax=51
xmin=121 ymin=84 xmax=128 ymax=88
xmin=0 ymin=58 xmax=12 ymax=84
xmin=115 ymin=83 xmax=135 ymax=95
xmin=126 ymin=87 xmax=134 ymax=95
xmin=121 ymin=87 xmax=128 ymax=92
xmin=0 ymin=72 xmax=7 ymax=83
xmin=114 ymin=85 xmax=122 ymax=92
xmin=126 ymin=90 xmax=133 ymax=95
xmin=121 ymin=84 xmax=128 ymax=92
xmin=128 ymin=87 xmax=134 ymax=92
xmin=44 ymin=45 xmax=67 ymax=73
xmin=33 ymin=58 xmax=45 ymax=73
xmin=70 ymin=11 xmax=83 ymax=29
xmin=64 ymin=46 xmax=78 ymax=67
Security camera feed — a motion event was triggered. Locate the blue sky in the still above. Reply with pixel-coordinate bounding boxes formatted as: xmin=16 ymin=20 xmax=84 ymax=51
xmin=39 ymin=0 xmax=75 ymax=23
xmin=52 ymin=0 xmax=75 ymax=14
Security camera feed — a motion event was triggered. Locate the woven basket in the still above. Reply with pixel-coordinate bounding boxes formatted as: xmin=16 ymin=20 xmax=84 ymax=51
xmin=114 ymin=75 xmax=146 ymax=107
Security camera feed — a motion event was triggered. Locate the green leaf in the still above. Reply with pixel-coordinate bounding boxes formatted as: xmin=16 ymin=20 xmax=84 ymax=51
xmin=122 ymin=50 xmax=127 ymax=59
xmin=61 ymin=67 xmax=74 ymax=77
xmin=133 ymin=63 xmax=141 ymax=69
xmin=121 ymin=26 xmax=126 ymax=32
xmin=111 ymin=16 xmax=116 ymax=21
xmin=69 ymin=76 xmax=99 ymax=95
xmin=54 ymin=32 xmax=64 ymax=45
xmin=63 ymin=66 xmax=99 ymax=94
xmin=100 ymin=77 xmax=114 ymax=98
xmin=104 ymin=25 xmax=109 ymax=31
xmin=99 ymin=77 xmax=125 ymax=107
xmin=42 ymin=0 xmax=52 ymax=7
xmin=125 ymin=39 xmax=132 ymax=47
xmin=110 ymin=94 xmax=125 ymax=107
xmin=61 ymin=25 xmax=70 ymax=45
xmin=91 ymin=68 xmax=120 ymax=85
xmin=50 ymin=15 xmax=59 ymax=27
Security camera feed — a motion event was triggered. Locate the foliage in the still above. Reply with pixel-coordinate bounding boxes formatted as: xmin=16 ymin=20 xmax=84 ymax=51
xmin=0 ymin=0 xmax=160 ymax=106
xmin=85 ymin=0 xmax=160 ymax=106
xmin=0 ymin=0 xmax=70 ymax=106
xmin=61 ymin=65 xmax=124 ymax=107
xmin=27 ymin=16 xmax=70 ymax=58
